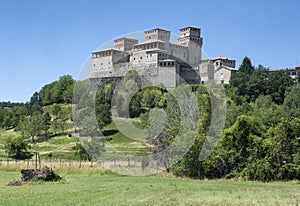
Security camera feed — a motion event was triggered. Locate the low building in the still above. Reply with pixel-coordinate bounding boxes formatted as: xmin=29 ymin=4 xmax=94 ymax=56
xmin=269 ymin=66 xmax=300 ymax=82
xmin=199 ymin=56 xmax=237 ymax=84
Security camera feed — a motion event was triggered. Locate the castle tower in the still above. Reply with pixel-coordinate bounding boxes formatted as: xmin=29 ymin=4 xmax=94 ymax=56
xmin=178 ymin=26 xmax=203 ymax=66
xmin=144 ymin=28 xmax=171 ymax=42
xmin=114 ymin=37 xmax=138 ymax=51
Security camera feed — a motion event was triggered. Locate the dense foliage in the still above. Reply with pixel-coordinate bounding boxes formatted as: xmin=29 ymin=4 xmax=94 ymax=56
xmin=170 ymin=57 xmax=299 ymax=181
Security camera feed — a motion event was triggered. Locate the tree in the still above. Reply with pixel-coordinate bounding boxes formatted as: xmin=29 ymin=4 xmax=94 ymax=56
xmin=218 ymin=115 xmax=265 ymax=177
xmin=51 ymin=104 xmax=62 ymax=135
xmin=267 ymin=118 xmax=300 ymax=180
xmin=4 ymin=136 xmax=31 ymax=159
xmin=43 ymin=112 xmax=51 ymax=137
xmin=172 ymin=83 xmax=226 ymax=178
xmin=39 ymin=75 xmax=75 ymax=105
xmin=266 ymin=70 xmax=293 ymax=104
xmin=19 ymin=112 xmax=44 ymax=142
xmin=40 ymin=81 xmax=57 ymax=106
xmin=124 ymin=70 xmax=142 ymax=89
xmin=113 ymin=70 xmax=142 ymax=117
xmin=30 ymin=91 xmax=41 ymax=105
xmin=230 ymin=58 xmax=293 ymax=104
xmin=238 ymin=56 xmax=255 ymax=74
xmin=248 ymin=95 xmax=283 ymax=128
xmin=1 ymin=109 xmax=14 ymax=129
xmin=73 ymin=142 xmax=92 ymax=161
xmin=141 ymin=87 xmax=166 ymax=109
xmin=283 ymin=84 xmax=300 ymax=118
xmin=145 ymin=85 xmax=199 ymax=173
xmin=73 ymin=87 xmax=106 ymax=161
xmin=95 ymin=84 xmax=113 ymax=129
xmin=53 ymin=75 xmax=74 ymax=104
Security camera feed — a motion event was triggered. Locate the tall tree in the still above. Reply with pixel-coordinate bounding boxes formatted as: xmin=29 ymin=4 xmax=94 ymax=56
xmin=43 ymin=112 xmax=51 ymax=137
xmin=239 ymin=56 xmax=255 ymax=74
xmin=4 ymin=135 xmax=31 ymax=159
xmin=95 ymin=84 xmax=113 ymax=129
xmin=30 ymin=91 xmax=42 ymax=105
xmin=19 ymin=112 xmax=44 ymax=142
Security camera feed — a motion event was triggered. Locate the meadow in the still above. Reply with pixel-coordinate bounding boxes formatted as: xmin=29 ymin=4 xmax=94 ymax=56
xmin=0 ymin=168 xmax=299 ymax=206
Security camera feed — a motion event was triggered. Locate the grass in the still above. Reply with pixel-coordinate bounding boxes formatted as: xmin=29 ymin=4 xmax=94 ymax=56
xmin=0 ymin=169 xmax=299 ymax=205
xmin=47 ymin=135 xmax=78 ymax=145
xmin=0 ymin=119 xmax=151 ymax=161
xmin=0 ymin=122 xmax=299 ymax=205
xmin=105 ymin=130 xmax=151 ymax=156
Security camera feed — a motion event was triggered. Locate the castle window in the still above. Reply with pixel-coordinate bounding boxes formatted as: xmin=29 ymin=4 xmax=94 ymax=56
xmin=133 ymin=58 xmax=135 ymax=60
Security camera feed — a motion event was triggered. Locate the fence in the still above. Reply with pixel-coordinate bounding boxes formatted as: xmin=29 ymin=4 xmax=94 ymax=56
xmin=0 ymin=158 xmax=142 ymax=169
xmin=0 ymin=158 xmax=165 ymax=175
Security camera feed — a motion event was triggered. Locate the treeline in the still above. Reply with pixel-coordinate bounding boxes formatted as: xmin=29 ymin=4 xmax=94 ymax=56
xmin=112 ymin=57 xmax=299 ymax=181
xmin=0 ymin=75 xmax=75 ymax=130
xmin=74 ymin=63 xmax=299 ymax=181
xmin=0 ymin=76 xmax=75 ymax=159
xmin=30 ymin=75 xmax=75 ymax=106
xmin=171 ymin=57 xmax=300 ymax=181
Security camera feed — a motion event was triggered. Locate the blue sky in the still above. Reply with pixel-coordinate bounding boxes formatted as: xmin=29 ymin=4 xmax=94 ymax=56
xmin=0 ymin=0 xmax=299 ymax=102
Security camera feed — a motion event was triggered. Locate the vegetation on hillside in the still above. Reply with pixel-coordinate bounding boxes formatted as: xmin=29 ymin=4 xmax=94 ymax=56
xmin=0 ymin=56 xmax=299 ymax=181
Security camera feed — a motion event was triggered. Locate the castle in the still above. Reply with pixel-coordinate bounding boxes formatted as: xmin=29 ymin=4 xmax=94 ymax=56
xmin=89 ymin=26 xmax=237 ymax=89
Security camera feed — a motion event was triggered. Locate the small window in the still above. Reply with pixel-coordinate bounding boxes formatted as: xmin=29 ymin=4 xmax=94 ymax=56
xmin=140 ymin=56 xmax=142 ymax=59
xmin=220 ymin=73 xmax=224 ymax=80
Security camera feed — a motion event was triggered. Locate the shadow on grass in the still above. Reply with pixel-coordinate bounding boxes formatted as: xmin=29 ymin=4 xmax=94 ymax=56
xmin=102 ymin=129 xmax=119 ymax=136
xmin=10 ymin=152 xmax=33 ymax=160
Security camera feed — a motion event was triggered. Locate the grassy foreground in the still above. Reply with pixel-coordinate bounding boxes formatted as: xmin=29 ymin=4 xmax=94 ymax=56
xmin=0 ymin=169 xmax=299 ymax=206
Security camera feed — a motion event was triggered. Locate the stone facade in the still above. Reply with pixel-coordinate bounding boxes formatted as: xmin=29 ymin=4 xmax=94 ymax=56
xmin=199 ymin=56 xmax=237 ymax=84
xmin=89 ymin=26 xmax=236 ymax=88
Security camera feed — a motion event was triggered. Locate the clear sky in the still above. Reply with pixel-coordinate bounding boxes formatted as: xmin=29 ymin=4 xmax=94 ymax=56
xmin=0 ymin=0 xmax=299 ymax=102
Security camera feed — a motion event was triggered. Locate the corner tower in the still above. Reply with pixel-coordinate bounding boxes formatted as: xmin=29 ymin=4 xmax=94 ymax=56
xmin=178 ymin=26 xmax=203 ymax=66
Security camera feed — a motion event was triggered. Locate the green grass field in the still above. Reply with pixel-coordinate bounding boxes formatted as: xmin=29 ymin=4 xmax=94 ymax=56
xmin=0 ymin=169 xmax=299 ymax=206
xmin=0 ymin=120 xmax=150 ymax=160
xmin=1 ymin=118 xmax=299 ymax=205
